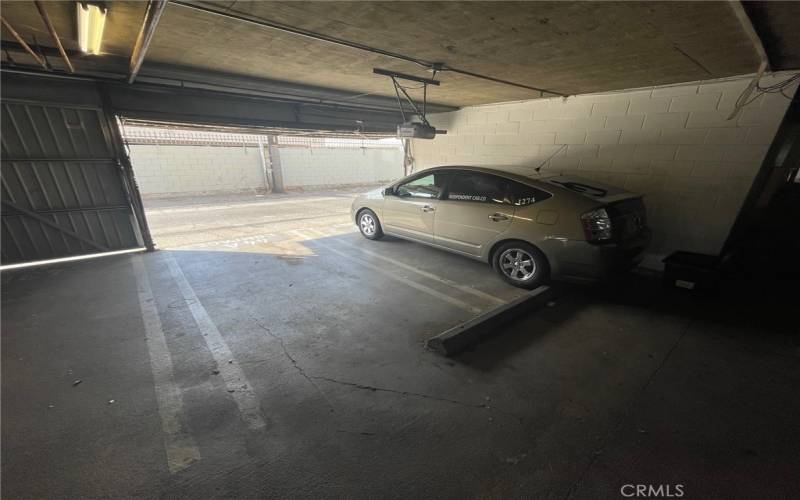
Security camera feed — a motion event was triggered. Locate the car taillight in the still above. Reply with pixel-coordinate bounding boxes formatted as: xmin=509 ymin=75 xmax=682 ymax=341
xmin=581 ymin=207 xmax=613 ymax=242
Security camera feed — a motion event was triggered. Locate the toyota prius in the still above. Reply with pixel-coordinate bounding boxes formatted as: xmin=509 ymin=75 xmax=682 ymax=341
xmin=351 ymin=166 xmax=651 ymax=288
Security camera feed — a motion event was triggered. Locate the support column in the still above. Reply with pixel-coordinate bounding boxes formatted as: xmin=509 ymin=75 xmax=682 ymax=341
xmin=256 ymin=136 xmax=274 ymax=193
xmin=266 ymin=135 xmax=285 ymax=193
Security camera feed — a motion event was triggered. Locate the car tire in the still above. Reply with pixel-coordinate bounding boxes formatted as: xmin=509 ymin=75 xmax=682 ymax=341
xmin=492 ymin=241 xmax=549 ymax=289
xmin=357 ymin=209 xmax=383 ymax=240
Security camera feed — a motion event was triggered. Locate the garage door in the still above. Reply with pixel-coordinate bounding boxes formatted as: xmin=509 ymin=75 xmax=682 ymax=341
xmin=1 ymin=87 xmax=145 ymax=265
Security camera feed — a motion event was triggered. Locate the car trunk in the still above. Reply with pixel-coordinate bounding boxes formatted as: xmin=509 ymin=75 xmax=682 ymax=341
xmin=540 ymin=174 xmax=648 ymax=242
xmin=606 ymin=197 xmax=648 ymax=242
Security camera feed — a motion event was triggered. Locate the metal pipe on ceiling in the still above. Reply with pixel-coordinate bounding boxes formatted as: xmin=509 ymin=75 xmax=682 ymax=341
xmin=168 ymin=0 xmax=567 ymax=97
xmin=34 ymin=1 xmax=74 ymax=73
xmin=444 ymin=67 xmax=556 ymax=98
xmin=129 ymin=0 xmax=168 ymax=83
xmin=0 ymin=16 xmax=48 ymax=70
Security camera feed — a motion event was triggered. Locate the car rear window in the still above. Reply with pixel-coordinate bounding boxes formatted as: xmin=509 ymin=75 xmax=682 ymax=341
xmin=508 ymin=181 xmax=552 ymax=206
xmin=445 ymin=171 xmax=552 ymax=206
xmin=447 ymin=172 xmax=513 ymax=204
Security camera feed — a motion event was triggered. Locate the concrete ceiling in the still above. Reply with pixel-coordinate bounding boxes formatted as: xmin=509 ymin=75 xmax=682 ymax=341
xmin=2 ymin=1 xmax=798 ymax=108
xmin=745 ymin=1 xmax=800 ymax=71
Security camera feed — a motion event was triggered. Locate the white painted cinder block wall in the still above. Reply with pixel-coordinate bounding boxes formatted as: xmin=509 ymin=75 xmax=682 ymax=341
xmin=281 ymin=148 xmax=403 ymax=188
xmin=130 ymin=145 xmax=404 ymax=195
xmin=411 ymin=73 xmax=797 ymax=267
xmin=130 ymin=145 xmax=265 ymax=195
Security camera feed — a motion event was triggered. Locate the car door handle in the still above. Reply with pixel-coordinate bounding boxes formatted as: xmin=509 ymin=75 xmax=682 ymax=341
xmin=421 ymin=205 xmax=435 ymax=212
xmin=488 ymin=213 xmax=509 ymax=222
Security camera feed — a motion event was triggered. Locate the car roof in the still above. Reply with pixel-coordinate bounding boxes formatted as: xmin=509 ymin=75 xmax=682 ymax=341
xmin=417 ymin=165 xmax=640 ymax=204
xmin=417 ymin=165 xmax=553 ymax=186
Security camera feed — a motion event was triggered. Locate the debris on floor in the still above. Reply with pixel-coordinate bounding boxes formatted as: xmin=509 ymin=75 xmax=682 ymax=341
xmin=72 ymin=379 xmax=82 ymax=387
xmin=504 ymin=453 xmax=527 ymax=465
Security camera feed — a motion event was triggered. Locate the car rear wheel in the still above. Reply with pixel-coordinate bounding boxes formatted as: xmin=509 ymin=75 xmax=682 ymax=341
xmin=492 ymin=241 xmax=549 ymax=289
xmin=357 ymin=209 xmax=383 ymax=240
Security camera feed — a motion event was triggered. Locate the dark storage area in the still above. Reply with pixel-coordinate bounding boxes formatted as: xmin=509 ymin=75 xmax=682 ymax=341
xmin=662 ymin=251 xmax=721 ymax=291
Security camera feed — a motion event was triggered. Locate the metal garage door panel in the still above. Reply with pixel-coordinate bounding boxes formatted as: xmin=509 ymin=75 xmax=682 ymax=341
xmin=2 ymin=160 xmax=127 ymax=209
xmin=2 ymin=103 xmax=111 ymax=159
xmin=1 ymin=98 xmax=142 ymax=264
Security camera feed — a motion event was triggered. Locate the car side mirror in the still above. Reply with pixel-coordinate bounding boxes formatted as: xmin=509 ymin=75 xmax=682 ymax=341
xmin=384 ymin=187 xmax=395 ymax=196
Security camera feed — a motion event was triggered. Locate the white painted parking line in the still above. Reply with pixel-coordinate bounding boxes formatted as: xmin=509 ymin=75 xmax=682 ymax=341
xmin=293 ymin=229 xmax=483 ymax=315
xmin=306 ymin=228 xmax=506 ymax=307
xmin=164 ymin=254 xmax=267 ymax=430
xmin=168 ymin=233 xmax=278 ymax=250
xmin=132 ymin=256 xmax=201 ymax=474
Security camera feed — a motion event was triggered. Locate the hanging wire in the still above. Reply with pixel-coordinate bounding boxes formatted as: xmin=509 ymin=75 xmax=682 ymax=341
xmin=729 ymin=72 xmax=800 ymax=120
xmin=756 ymin=73 xmax=800 ymax=94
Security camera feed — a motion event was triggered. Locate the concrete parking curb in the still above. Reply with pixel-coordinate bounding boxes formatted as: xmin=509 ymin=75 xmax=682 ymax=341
xmin=426 ymin=285 xmax=554 ymax=357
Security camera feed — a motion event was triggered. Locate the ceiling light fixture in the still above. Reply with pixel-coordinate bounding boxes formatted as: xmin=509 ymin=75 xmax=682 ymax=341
xmin=77 ymin=2 xmax=107 ymax=55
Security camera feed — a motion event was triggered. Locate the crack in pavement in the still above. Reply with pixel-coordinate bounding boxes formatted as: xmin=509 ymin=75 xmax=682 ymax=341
xmin=252 ymin=319 xmax=336 ymax=412
xmin=253 ymin=318 xmax=523 ymax=423
xmin=312 ymin=376 xmax=524 ymax=424
xmin=312 ymin=375 xmax=483 ymax=408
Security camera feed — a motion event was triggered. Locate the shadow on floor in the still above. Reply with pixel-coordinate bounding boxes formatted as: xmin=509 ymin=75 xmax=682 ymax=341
xmin=2 ymin=230 xmax=798 ymax=500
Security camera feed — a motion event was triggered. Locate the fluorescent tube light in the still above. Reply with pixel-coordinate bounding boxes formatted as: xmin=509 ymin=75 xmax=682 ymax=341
xmin=77 ymin=2 xmax=107 ymax=55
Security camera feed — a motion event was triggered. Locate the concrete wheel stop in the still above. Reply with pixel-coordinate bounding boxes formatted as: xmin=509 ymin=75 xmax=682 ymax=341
xmin=426 ymin=285 xmax=555 ymax=356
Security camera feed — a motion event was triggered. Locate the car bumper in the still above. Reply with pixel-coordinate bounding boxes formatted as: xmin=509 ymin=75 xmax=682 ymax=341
xmin=553 ymin=228 xmax=652 ymax=282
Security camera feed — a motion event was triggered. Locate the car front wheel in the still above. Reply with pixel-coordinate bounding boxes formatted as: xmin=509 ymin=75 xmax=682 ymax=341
xmin=492 ymin=241 xmax=549 ymax=289
xmin=357 ymin=209 xmax=383 ymax=240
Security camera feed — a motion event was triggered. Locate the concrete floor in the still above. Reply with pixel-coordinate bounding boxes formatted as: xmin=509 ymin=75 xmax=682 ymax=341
xmin=2 ymin=191 xmax=799 ymax=499
xmin=141 ymin=187 xmax=381 ymax=251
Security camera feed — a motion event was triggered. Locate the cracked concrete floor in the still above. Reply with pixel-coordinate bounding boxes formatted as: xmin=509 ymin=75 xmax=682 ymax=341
xmin=2 ymin=191 xmax=799 ymax=499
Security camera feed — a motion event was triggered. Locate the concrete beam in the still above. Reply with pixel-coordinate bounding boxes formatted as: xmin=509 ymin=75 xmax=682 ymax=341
xmin=1 ymin=44 xmax=457 ymax=115
xmin=1 ymin=70 xmax=408 ymax=135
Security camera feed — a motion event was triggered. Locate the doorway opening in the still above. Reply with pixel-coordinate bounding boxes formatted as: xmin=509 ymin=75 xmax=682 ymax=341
xmin=120 ymin=121 xmax=403 ymax=251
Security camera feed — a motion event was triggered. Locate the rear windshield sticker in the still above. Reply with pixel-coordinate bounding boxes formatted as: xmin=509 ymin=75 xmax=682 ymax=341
xmin=450 ymin=193 xmax=488 ymax=202
xmin=515 ymin=196 xmax=536 ymax=206
xmin=548 ymin=180 xmax=608 ymax=197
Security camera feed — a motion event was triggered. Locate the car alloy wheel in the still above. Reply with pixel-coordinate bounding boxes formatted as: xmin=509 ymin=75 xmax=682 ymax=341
xmin=498 ymin=248 xmax=537 ymax=281
xmin=360 ymin=213 xmax=376 ymax=236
